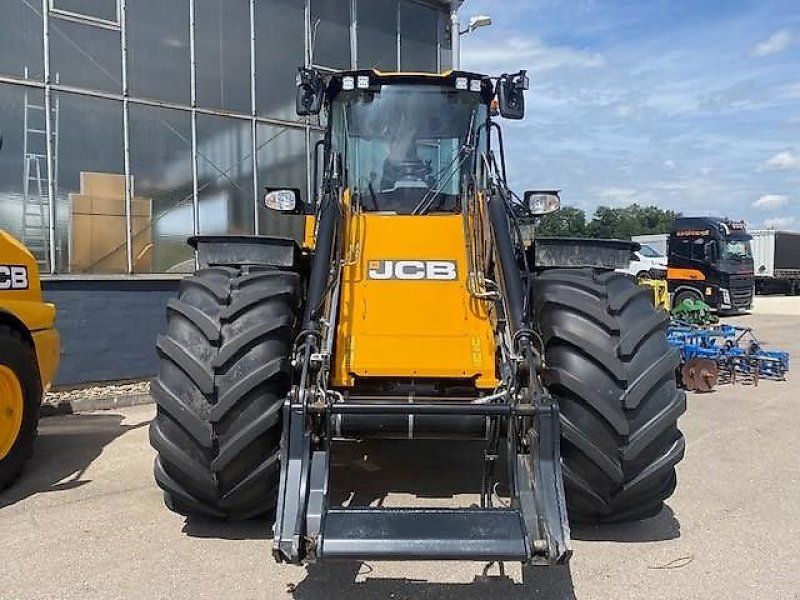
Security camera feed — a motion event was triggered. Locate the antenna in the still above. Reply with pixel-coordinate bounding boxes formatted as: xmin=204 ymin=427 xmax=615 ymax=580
xmin=310 ymin=18 xmax=321 ymax=66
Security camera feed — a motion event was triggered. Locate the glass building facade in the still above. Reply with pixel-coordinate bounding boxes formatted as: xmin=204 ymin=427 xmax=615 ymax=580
xmin=0 ymin=0 xmax=453 ymax=275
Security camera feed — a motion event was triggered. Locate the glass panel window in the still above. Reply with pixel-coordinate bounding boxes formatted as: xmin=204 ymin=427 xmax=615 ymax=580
xmin=195 ymin=0 xmax=251 ymax=113
xmin=256 ymin=123 xmax=307 ymax=239
xmin=49 ymin=17 xmax=122 ymax=93
xmin=51 ymin=0 xmax=119 ymax=24
xmin=0 ymin=1 xmax=44 ymax=80
xmin=400 ymin=1 xmax=438 ymax=73
xmin=255 ymin=0 xmax=305 ymax=121
xmin=0 ymin=84 xmax=52 ymax=269
xmin=330 ymin=84 xmax=485 ymax=215
xmin=128 ymin=0 xmax=190 ymax=104
xmin=357 ymin=0 xmax=398 ymax=71
xmin=53 ymin=93 xmax=125 ymax=274
xmin=310 ymin=0 xmax=351 ymax=69
xmin=196 ymin=115 xmax=255 ymax=235
xmin=129 ymin=105 xmax=194 ymax=273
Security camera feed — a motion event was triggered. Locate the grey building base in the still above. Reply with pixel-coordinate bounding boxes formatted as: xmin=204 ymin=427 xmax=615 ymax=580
xmin=42 ymin=278 xmax=179 ymax=386
xmin=41 ymin=393 xmax=154 ymax=417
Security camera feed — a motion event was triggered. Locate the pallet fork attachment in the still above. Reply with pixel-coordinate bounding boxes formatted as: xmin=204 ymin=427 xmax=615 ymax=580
xmin=272 ymin=372 xmax=572 ymax=564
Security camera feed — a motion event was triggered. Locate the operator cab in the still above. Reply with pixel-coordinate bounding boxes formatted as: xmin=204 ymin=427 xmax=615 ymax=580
xmin=326 ymin=71 xmax=493 ymax=215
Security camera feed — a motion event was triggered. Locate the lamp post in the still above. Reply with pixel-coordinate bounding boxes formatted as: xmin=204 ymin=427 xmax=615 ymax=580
xmin=450 ymin=6 xmax=492 ymax=69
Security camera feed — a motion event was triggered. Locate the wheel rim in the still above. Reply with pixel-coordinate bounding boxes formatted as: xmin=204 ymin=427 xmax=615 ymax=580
xmin=0 ymin=365 xmax=24 ymax=460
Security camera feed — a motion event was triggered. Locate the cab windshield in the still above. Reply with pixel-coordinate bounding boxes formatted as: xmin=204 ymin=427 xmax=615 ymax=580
xmin=721 ymin=238 xmax=752 ymax=261
xmin=330 ymin=85 xmax=486 ymax=214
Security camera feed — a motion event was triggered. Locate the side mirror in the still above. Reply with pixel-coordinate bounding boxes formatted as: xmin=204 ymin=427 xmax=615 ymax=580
xmin=704 ymin=241 xmax=717 ymax=262
xmin=497 ymin=70 xmax=529 ymax=120
xmin=296 ymin=67 xmax=324 ymax=116
xmin=524 ymin=190 xmax=560 ymax=216
xmin=264 ymin=188 xmax=304 ymax=214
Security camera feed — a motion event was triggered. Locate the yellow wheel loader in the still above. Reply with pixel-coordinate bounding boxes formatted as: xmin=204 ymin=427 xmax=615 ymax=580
xmin=0 ymin=230 xmax=60 ymax=489
xmin=150 ymin=69 xmax=685 ymax=565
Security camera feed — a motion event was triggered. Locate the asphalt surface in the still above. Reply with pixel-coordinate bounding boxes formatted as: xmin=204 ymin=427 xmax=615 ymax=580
xmin=1 ymin=303 xmax=799 ymax=599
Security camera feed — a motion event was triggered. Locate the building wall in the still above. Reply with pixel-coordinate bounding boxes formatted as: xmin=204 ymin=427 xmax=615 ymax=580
xmin=1 ymin=0 xmax=453 ymax=384
xmin=1 ymin=0 xmax=452 ymax=276
xmin=43 ymin=278 xmax=179 ymax=385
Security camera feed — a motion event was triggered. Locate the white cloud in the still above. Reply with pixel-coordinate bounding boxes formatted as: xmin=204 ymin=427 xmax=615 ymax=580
xmin=596 ymin=187 xmax=638 ymax=205
xmin=752 ymin=30 xmax=792 ymax=57
xmin=781 ymin=83 xmax=800 ymax=100
xmin=763 ymin=216 xmax=797 ymax=229
xmin=752 ymin=194 xmax=789 ymax=210
xmin=462 ymin=37 xmax=606 ymax=73
xmin=663 ymin=160 xmax=676 ymax=169
xmin=763 ymin=151 xmax=800 ymax=170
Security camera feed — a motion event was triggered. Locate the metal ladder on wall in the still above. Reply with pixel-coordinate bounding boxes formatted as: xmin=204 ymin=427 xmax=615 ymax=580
xmin=22 ymin=68 xmax=59 ymax=269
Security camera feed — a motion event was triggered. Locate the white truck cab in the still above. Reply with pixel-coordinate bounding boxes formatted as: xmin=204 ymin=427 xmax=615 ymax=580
xmin=618 ymin=243 xmax=668 ymax=279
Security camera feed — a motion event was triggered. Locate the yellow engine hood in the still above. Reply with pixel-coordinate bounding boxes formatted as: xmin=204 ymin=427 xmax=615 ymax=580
xmin=331 ymin=214 xmax=497 ymax=388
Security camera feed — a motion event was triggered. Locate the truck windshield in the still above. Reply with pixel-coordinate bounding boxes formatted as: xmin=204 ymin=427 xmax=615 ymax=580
xmin=721 ymin=239 xmax=752 ymax=261
xmin=639 ymin=244 xmax=662 ymax=258
xmin=330 ymin=85 xmax=486 ymax=214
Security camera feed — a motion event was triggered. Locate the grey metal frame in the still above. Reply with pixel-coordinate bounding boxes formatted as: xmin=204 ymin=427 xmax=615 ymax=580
xmin=4 ymin=0 xmax=453 ymax=276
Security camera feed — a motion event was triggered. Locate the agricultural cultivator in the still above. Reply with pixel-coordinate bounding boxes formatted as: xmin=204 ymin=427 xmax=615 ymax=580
xmin=668 ymin=323 xmax=789 ymax=391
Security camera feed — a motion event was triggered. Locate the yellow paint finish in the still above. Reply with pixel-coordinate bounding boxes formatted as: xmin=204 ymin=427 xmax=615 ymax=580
xmin=0 ymin=230 xmax=60 ymax=390
xmin=667 ymin=267 xmax=706 ymax=282
xmin=0 ymin=365 xmax=23 ymax=460
xmin=331 ymin=214 xmax=498 ymax=389
xmin=302 ymin=215 xmax=316 ymax=250
xmin=32 ymin=328 xmax=61 ymax=392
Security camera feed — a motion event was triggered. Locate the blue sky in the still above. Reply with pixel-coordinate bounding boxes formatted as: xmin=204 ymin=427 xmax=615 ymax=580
xmin=460 ymin=0 xmax=800 ymax=230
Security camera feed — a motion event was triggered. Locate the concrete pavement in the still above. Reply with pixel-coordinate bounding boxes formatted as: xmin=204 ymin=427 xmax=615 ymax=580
xmin=1 ymin=307 xmax=799 ymax=599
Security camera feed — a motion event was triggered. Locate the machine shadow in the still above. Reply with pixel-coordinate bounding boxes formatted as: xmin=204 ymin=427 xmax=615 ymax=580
xmin=0 ymin=413 xmax=147 ymax=509
xmin=571 ymin=505 xmax=680 ymax=543
xmin=291 ymin=561 xmax=577 ymax=600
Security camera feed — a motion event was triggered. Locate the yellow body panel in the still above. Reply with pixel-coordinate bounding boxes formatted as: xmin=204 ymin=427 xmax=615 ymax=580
xmin=0 ymin=230 xmax=60 ymax=391
xmin=331 ymin=214 xmax=498 ymax=389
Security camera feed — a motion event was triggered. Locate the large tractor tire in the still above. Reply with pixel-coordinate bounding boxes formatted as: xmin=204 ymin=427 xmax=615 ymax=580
xmin=150 ymin=266 xmax=301 ymax=520
xmin=0 ymin=325 xmax=42 ymax=490
xmin=533 ymin=269 xmax=686 ymax=523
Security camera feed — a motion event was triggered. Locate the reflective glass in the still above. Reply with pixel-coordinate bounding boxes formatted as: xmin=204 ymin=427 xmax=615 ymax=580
xmin=127 ymin=0 xmax=191 ymax=104
xmin=196 ymin=115 xmax=255 ymax=235
xmin=0 ymin=84 xmax=52 ymax=269
xmin=53 ymin=93 xmax=125 ymax=273
xmin=52 ymin=0 xmax=118 ymax=23
xmin=129 ymin=105 xmax=194 ymax=273
xmin=195 ymin=0 xmax=251 ymax=113
xmin=400 ymin=1 xmax=438 ymax=72
xmin=256 ymin=123 xmax=307 ymax=238
xmin=310 ymin=0 xmax=351 ymax=69
xmin=49 ymin=16 xmax=122 ymax=93
xmin=357 ymin=0 xmax=397 ymax=71
xmin=0 ymin=1 xmax=44 ymax=80
xmin=255 ymin=0 xmax=305 ymax=121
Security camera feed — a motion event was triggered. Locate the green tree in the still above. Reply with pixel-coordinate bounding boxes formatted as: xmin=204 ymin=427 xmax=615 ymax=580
xmin=586 ymin=204 xmax=679 ymax=239
xmin=536 ymin=206 xmax=587 ymax=237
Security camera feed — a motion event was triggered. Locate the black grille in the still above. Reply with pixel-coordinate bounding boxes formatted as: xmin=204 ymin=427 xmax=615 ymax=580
xmin=729 ymin=276 xmax=753 ymax=308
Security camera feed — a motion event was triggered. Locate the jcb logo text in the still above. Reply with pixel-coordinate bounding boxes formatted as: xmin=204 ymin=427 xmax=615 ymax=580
xmin=0 ymin=265 xmax=29 ymax=290
xmin=367 ymin=260 xmax=458 ymax=281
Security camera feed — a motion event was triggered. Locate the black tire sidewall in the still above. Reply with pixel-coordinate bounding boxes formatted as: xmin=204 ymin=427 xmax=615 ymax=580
xmin=0 ymin=330 xmax=42 ymax=487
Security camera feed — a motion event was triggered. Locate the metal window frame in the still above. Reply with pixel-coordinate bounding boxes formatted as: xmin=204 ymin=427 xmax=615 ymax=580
xmin=14 ymin=0 xmax=448 ymax=276
xmin=49 ymin=0 xmax=121 ymax=30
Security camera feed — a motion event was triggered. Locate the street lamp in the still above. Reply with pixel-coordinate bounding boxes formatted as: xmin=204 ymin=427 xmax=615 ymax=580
xmin=461 ymin=15 xmax=492 ymax=35
xmin=450 ymin=11 xmax=492 ymax=69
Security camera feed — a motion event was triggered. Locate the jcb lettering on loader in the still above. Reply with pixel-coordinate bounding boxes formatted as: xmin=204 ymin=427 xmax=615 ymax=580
xmin=150 ymin=68 xmax=685 ymax=569
xmin=0 ymin=265 xmax=30 ymax=290
xmin=367 ymin=260 xmax=458 ymax=280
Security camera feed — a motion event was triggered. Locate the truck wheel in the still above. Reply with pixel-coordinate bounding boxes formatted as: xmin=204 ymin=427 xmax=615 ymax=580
xmin=0 ymin=326 xmax=42 ymax=490
xmin=150 ymin=266 xmax=301 ymax=520
xmin=673 ymin=289 xmax=701 ymax=309
xmin=533 ymin=269 xmax=686 ymax=523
